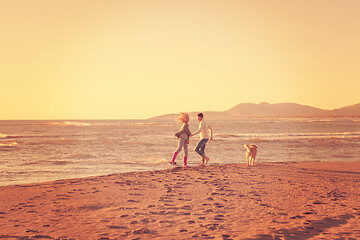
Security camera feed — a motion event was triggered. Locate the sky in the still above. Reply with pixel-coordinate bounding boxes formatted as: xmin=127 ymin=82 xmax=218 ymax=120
xmin=1 ymin=0 xmax=359 ymax=119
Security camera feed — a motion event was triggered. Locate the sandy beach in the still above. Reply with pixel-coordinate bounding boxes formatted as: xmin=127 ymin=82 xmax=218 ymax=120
xmin=0 ymin=161 xmax=359 ymax=240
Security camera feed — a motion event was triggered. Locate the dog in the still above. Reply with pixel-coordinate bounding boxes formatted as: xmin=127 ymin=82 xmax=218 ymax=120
xmin=244 ymin=144 xmax=258 ymax=166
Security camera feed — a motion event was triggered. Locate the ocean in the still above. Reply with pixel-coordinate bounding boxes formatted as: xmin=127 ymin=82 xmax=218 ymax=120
xmin=1 ymin=118 xmax=360 ymax=186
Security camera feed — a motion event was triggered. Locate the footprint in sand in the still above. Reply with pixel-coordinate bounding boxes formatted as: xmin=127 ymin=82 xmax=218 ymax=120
xmin=26 ymin=210 xmax=38 ymax=213
xmin=107 ymin=225 xmax=127 ymax=229
xmin=129 ymin=193 xmax=144 ymax=196
xmin=159 ymin=198 xmax=174 ymax=203
xmin=165 ymin=186 xmax=172 ymax=193
xmin=303 ymin=211 xmax=316 ymax=215
xmin=158 ymin=220 xmax=175 ymax=224
xmin=132 ymin=228 xmax=153 ymax=234
xmin=180 ymin=205 xmax=192 ymax=210
xmin=140 ymin=218 xmax=151 ymax=223
xmin=214 ymin=203 xmax=225 ymax=208
xmin=98 ymin=233 xmax=110 ymax=239
xmin=181 ymin=212 xmax=191 ymax=216
xmin=214 ymin=213 xmax=225 ymax=221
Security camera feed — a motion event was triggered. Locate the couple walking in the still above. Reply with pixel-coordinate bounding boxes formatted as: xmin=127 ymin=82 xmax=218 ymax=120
xmin=170 ymin=112 xmax=213 ymax=167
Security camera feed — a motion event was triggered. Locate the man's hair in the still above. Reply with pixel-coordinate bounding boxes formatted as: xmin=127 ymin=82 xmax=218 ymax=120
xmin=197 ymin=113 xmax=204 ymax=118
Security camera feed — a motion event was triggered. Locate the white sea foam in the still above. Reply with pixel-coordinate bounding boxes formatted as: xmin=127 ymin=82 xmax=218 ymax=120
xmin=49 ymin=121 xmax=91 ymax=126
xmin=0 ymin=142 xmax=18 ymax=147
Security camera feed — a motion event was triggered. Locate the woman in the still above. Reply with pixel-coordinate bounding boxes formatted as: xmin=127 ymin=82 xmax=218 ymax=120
xmin=170 ymin=113 xmax=192 ymax=167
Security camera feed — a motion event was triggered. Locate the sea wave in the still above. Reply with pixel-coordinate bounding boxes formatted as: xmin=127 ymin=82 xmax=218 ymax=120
xmin=21 ymin=160 xmax=74 ymax=166
xmin=114 ymin=158 xmax=170 ymax=167
xmin=69 ymin=153 xmax=94 ymax=159
xmin=0 ymin=142 xmax=18 ymax=147
xmin=216 ymin=131 xmax=360 ymax=141
xmin=49 ymin=121 xmax=91 ymax=126
xmin=24 ymin=137 xmax=77 ymax=146
xmin=246 ymin=138 xmax=270 ymax=143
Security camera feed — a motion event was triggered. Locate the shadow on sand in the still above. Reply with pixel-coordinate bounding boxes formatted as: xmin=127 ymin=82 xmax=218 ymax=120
xmin=250 ymin=213 xmax=355 ymax=240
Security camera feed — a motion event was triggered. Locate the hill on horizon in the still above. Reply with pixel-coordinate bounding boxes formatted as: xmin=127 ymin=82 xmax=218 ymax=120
xmin=150 ymin=102 xmax=360 ymax=119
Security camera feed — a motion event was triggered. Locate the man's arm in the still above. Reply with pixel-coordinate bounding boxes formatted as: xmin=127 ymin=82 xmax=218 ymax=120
xmin=191 ymin=121 xmax=203 ymax=136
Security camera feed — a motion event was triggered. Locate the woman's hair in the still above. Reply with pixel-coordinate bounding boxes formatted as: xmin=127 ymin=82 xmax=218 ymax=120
xmin=176 ymin=112 xmax=189 ymax=123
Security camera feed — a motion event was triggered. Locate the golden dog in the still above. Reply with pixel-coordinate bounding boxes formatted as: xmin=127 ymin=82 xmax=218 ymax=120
xmin=244 ymin=144 xmax=258 ymax=166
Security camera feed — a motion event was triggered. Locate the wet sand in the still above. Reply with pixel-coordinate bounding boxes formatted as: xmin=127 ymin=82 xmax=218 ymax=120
xmin=0 ymin=161 xmax=359 ymax=239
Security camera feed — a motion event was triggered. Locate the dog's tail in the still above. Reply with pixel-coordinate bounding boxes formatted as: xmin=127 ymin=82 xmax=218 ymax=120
xmin=244 ymin=144 xmax=250 ymax=151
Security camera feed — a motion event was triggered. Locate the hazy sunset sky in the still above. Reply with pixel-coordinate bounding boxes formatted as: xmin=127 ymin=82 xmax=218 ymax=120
xmin=1 ymin=0 xmax=359 ymax=119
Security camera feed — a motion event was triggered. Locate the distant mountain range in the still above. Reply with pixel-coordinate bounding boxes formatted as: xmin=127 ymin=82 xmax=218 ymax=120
xmin=150 ymin=102 xmax=360 ymax=119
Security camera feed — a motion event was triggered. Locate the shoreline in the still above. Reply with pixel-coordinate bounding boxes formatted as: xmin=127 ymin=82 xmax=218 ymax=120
xmin=1 ymin=161 xmax=359 ymax=239
xmin=2 ymin=159 xmax=360 ymax=188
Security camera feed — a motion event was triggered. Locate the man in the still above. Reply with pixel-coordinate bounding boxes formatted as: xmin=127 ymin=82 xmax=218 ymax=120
xmin=191 ymin=113 xmax=213 ymax=166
